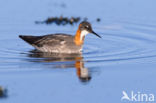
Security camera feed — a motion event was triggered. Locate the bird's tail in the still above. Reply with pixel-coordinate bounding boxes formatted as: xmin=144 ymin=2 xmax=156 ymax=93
xmin=19 ymin=35 xmax=42 ymax=45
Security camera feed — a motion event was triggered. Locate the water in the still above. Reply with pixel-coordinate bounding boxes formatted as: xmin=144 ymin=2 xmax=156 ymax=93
xmin=0 ymin=0 xmax=156 ymax=103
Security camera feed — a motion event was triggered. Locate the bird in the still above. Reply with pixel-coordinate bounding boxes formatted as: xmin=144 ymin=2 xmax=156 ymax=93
xmin=19 ymin=21 xmax=101 ymax=54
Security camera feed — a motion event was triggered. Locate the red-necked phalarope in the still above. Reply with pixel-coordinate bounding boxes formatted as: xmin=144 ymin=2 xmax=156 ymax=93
xmin=19 ymin=21 xmax=101 ymax=53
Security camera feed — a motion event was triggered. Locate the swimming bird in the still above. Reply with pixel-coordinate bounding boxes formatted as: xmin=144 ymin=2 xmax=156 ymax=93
xmin=19 ymin=21 xmax=101 ymax=53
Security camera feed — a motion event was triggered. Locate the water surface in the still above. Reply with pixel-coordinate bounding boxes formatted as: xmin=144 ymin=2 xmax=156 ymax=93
xmin=0 ymin=0 xmax=156 ymax=103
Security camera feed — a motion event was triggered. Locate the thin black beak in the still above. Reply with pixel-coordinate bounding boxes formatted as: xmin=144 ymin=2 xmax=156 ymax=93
xmin=91 ymin=31 xmax=101 ymax=38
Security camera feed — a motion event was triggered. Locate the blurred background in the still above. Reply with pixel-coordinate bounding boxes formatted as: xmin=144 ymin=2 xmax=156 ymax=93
xmin=0 ymin=0 xmax=156 ymax=103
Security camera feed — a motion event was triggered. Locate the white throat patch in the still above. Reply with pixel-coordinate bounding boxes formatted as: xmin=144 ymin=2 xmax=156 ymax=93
xmin=80 ymin=30 xmax=89 ymax=40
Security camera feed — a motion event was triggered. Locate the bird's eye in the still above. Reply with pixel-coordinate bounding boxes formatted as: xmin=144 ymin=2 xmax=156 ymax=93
xmin=85 ymin=25 xmax=89 ymax=29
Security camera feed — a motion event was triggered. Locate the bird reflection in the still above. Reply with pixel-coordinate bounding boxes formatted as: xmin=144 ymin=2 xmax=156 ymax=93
xmin=27 ymin=50 xmax=91 ymax=82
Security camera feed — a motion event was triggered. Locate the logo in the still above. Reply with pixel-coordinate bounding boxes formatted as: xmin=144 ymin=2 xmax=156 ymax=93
xmin=121 ymin=91 xmax=154 ymax=102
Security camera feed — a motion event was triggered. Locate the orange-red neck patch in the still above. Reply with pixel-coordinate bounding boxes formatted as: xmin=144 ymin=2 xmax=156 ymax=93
xmin=74 ymin=25 xmax=85 ymax=45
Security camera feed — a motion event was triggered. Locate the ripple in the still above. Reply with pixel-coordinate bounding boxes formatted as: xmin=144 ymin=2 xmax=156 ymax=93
xmin=0 ymin=22 xmax=156 ymax=69
xmin=83 ymin=22 xmax=156 ymax=63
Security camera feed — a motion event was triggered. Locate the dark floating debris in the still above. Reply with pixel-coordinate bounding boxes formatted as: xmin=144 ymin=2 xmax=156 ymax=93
xmin=35 ymin=16 xmax=80 ymax=25
xmin=35 ymin=16 xmax=101 ymax=26
xmin=0 ymin=86 xmax=7 ymax=98
xmin=96 ymin=18 xmax=101 ymax=22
